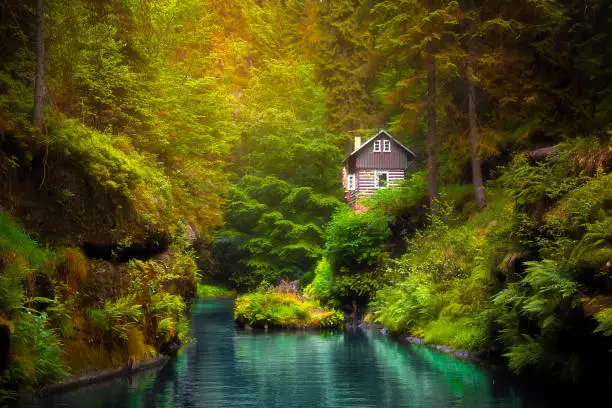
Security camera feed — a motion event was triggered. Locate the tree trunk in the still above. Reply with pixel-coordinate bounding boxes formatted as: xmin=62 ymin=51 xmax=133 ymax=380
xmin=33 ymin=0 xmax=45 ymax=130
xmin=426 ymin=54 xmax=439 ymax=207
xmin=466 ymin=0 xmax=485 ymax=209
xmin=467 ymin=52 xmax=486 ymax=209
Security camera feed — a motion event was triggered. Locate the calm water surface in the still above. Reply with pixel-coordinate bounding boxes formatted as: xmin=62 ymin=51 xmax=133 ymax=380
xmin=31 ymin=298 xmax=558 ymax=408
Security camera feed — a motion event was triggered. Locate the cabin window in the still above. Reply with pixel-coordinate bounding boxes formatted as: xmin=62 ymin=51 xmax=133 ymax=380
xmin=383 ymin=140 xmax=391 ymax=152
xmin=348 ymin=174 xmax=356 ymax=190
xmin=375 ymin=171 xmax=388 ymax=189
xmin=373 ymin=140 xmax=381 ymax=152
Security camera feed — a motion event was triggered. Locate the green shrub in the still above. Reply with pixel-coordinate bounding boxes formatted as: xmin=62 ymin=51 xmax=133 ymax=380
xmin=487 ymin=143 xmax=612 ymax=381
xmin=304 ymin=257 xmax=334 ymax=302
xmin=594 ymin=308 xmax=612 ymax=338
xmin=360 ymin=171 xmax=427 ymax=214
xmin=319 ymin=309 xmax=344 ymax=328
xmin=6 ymin=311 xmax=68 ymax=390
xmin=0 ymin=262 xmax=26 ymax=320
xmin=325 ymin=206 xmax=393 ymax=270
xmin=215 ymin=175 xmax=341 ymax=290
xmin=47 ymin=116 xmax=174 ymax=231
xmin=150 ymin=292 xmax=188 ymax=342
xmin=493 ymin=259 xmax=585 ymax=377
xmin=332 ymin=271 xmax=382 ymax=299
xmin=424 ymin=317 xmax=488 ymax=351
xmin=0 ymin=213 xmax=48 ymax=269
xmin=0 ymin=213 xmax=69 ymax=396
xmin=372 ymin=192 xmax=514 ymax=348
xmin=197 ymin=284 xmax=235 ymax=298
xmin=373 ymin=270 xmax=441 ymax=333
xmin=88 ymin=295 xmax=143 ymax=340
xmin=234 ymin=290 xmax=343 ymax=329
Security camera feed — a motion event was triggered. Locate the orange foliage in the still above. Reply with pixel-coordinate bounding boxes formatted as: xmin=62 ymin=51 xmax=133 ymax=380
xmin=56 ymin=248 xmax=88 ymax=291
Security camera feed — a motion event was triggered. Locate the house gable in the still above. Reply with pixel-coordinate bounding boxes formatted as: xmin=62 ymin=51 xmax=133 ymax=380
xmin=345 ymin=130 xmax=416 ymax=171
xmin=348 ymin=129 xmax=416 ymax=159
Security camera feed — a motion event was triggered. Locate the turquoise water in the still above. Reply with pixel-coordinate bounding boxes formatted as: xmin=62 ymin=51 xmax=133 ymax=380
xmin=30 ymin=298 xmax=556 ymax=407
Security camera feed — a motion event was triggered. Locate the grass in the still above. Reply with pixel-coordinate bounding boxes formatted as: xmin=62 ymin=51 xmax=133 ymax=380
xmin=197 ymin=284 xmax=235 ymax=298
xmin=423 ymin=317 xmax=488 ymax=351
xmin=0 ymin=212 xmax=48 ymax=268
xmin=234 ymin=290 xmax=343 ymax=329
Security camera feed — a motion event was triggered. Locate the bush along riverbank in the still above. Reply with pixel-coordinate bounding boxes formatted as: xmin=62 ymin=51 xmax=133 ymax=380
xmin=286 ymin=138 xmax=611 ymax=386
xmin=0 ymin=213 xmax=198 ymax=402
xmin=197 ymin=284 xmax=235 ymax=298
xmin=234 ymin=281 xmax=343 ymax=330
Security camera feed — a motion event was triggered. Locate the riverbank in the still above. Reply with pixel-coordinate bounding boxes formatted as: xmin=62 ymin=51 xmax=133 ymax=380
xmin=356 ymin=318 xmax=487 ymax=362
xmin=197 ymin=284 xmax=235 ymax=298
xmin=400 ymin=335 xmax=487 ymax=361
xmin=36 ymin=355 xmax=171 ymax=396
xmin=384 ymin=327 xmax=611 ymax=405
xmin=26 ymin=297 xmax=553 ymax=407
xmin=0 ymin=212 xmax=200 ymax=401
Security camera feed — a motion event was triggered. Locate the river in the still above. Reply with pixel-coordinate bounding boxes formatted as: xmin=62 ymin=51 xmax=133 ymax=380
xmin=29 ymin=298 xmax=561 ymax=407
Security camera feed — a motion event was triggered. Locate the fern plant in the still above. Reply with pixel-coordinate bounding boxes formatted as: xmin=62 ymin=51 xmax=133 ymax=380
xmin=88 ymin=295 xmax=142 ymax=340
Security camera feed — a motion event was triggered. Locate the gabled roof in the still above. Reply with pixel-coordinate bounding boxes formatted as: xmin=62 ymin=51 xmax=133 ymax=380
xmin=342 ymin=129 xmax=416 ymax=163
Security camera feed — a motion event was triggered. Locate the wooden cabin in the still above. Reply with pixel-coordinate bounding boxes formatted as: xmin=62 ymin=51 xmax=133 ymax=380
xmin=342 ymin=130 xmax=417 ymax=207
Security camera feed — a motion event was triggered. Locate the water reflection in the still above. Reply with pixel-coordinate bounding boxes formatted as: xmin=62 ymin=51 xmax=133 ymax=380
xmin=29 ymin=299 xmax=548 ymax=408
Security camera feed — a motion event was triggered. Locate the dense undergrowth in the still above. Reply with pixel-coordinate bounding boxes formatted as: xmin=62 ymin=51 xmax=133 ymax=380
xmin=197 ymin=284 xmax=235 ymax=298
xmin=0 ymin=213 xmax=197 ymax=401
xmin=307 ymin=138 xmax=611 ymax=383
xmin=234 ymin=288 xmax=343 ymax=329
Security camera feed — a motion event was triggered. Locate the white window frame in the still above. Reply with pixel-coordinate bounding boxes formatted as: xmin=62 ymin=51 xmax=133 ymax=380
xmin=383 ymin=140 xmax=391 ymax=152
xmin=347 ymin=174 xmax=356 ymax=191
xmin=374 ymin=171 xmax=389 ymax=189
xmin=373 ymin=140 xmax=381 ymax=152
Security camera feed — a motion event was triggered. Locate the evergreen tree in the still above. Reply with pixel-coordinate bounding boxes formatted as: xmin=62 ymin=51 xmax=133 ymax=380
xmin=373 ymin=0 xmax=460 ymax=205
xmin=311 ymin=0 xmax=380 ymax=135
xmin=33 ymin=0 xmax=45 ymax=130
xmin=463 ymin=0 xmax=486 ymax=209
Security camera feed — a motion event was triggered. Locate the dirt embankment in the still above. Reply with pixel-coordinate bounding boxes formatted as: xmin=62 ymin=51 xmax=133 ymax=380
xmin=0 ymin=134 xmax=165 ymax=248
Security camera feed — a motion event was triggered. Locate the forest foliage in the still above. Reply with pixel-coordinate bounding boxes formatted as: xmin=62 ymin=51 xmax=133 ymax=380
xmin=0 ymin=0 xmax=611 ymax=396
xmin=0 ymin=214 xmax=197 ymax=398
